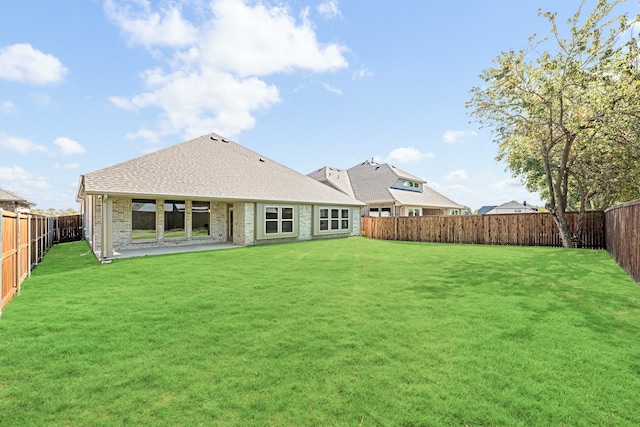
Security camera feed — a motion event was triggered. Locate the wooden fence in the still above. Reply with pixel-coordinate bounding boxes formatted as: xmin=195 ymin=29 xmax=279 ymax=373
xmin=1 ymin=211 xmax=82 ymax=313
xmin=54 ymin=214 xmax=84 ymax=243
xmin=361 ymin=211 xmax=606 ymax=249
xmin=605 ymin=200 xmax=640 ymax=284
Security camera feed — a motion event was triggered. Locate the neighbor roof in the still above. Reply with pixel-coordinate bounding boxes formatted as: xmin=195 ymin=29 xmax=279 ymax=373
xmin=485 ymin=200 xmax=537 ymax=214
xmin=309 ymin=160 xmax=463 ymax=209
xmin=346 ymin=161 xmax=425 ymax=202
xmin=307 ymin=166 xmax=355 ymax=198
xmin=78 ymin=133 xmax=364 ymax=206
xmin=0 ymin=188 xmax=35 ymax=206
xmin=388 ymin=187 xmax=463 ymax=209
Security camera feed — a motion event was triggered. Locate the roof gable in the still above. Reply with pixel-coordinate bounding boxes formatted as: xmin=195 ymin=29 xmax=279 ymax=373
xmin=307 ymin=166 xmax=355 ymax=198
xmin=0 ymin=187 xmax=35 ymax=205
xmin=485 ymin=200 xmax=537 ymax=214
xmin=79 ymin=133 xmax=363 ymax=206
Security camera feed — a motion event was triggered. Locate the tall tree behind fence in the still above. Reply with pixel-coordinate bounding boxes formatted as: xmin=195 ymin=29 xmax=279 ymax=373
xmin=1 ymin=211 xmax=83 ymax=313
xmin=361 ymin=211 xmax=606 ymax=249
xmin=606 ymin=201 xmax=640 ymax=284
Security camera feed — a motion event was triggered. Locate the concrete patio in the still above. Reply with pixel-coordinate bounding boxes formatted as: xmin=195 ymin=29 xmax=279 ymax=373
xmin=104 ymin=242 xmax=240 ymax=260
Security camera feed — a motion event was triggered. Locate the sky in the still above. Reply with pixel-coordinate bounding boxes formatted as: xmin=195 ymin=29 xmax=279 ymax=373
xmin=1 ymin=0 xmax=639 ymax=211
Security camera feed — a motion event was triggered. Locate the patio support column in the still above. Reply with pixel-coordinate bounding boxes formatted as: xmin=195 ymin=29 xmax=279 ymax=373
xmin=101 ymin=195 xmax=113 ymax=261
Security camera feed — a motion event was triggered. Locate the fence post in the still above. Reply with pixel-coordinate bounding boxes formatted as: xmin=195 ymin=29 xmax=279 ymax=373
xmin=16 ymin=211 xmax=21 ymax=295
xmin=0 ymin=208 xmax=3 ymax=317
xmin=28 ymin=214 xmax=32 ymax=276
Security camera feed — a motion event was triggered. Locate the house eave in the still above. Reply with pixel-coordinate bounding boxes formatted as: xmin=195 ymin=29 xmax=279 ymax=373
xmin=81 ymin=190 xmax=365 ymax=207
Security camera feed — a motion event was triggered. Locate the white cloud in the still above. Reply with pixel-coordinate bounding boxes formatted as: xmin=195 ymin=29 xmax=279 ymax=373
xmin=118 ymin=68 xmax=281 ymax=140
xmin=317 ymin=1 xmax=342 ymax=20
xmin=443 ymin=129 xmax=477 ymax=144
xmin=104 ymin=0 xmax=198 ymax=48
xmin=322 ymin=83 xmax=342 ymax=95
xmin=54 ymin=137 xmax=86 ymax=156
xmin=0 ymin=43 xmax=67 ymax=85
xmin=107 ymin=0 xmax=349 ymax=140
xmin=0 ymin=100 xmax=16 ymax=114
xmin=29 ymin=92 xmax=53 ymax=107
xmin=201 ymin=0 xmax=348 ymax=76
xmin=382 ymin=147 xmax=435 ymax=164
xmin=0 ymin=166 xmax=50 ymax=189
xmin=352 ymin=66 xmax=373 ymax=80
xmin=445 ymin=169 xmax=468 ymax=181
xmin=0 ymin=133 xmax=47 ymax=154
xmin=54 ymin=163 xmax=80 ymax=170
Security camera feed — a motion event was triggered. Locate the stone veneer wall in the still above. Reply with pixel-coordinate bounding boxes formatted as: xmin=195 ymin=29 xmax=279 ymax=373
xmin=101 ymin=197 xmax=231 ymax=251
xmin=249 ymin=205 xmax=360 ymax=245
xmin=89 ymin=198 xmax=361 ymax=254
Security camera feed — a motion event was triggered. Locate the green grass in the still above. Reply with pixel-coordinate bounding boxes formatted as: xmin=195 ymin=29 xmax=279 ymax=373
xmin=132 ymin=229 xmax=157 ymax=240
xmin=1 ymin=237 xmax=640 ymax=426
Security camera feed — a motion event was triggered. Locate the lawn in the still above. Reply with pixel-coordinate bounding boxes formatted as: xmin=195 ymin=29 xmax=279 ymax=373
xmin=1 ymin=237 xmax=639 ymax=426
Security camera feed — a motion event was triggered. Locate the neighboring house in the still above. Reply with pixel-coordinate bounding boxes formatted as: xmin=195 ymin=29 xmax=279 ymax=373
xmin=0 ymin=188 xmax=36 ymax=213
xmin=309 ymin=160 xmax=464 ymax=217
xmin=76 ymin=133 xmax=365 ymax=261
xmin=484 ymin=200 xmax=538 ymax=215
xmin=477 ymin=205 xmax=497 ymax=215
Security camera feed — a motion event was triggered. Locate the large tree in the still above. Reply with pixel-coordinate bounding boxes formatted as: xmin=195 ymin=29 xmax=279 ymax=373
xmin=468 ymin=0 xmax=640 ymax=247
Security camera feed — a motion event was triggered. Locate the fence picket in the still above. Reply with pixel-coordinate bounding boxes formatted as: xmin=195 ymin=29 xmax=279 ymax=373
xmin=1 ymin=212 xmax=83 ymax=313
xmin=362 ymin=212 xmax=606 ymax=249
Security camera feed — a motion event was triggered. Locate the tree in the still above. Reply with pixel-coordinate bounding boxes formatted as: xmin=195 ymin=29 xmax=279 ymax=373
xmin=467 ymin=0 xmax=640 ymax=247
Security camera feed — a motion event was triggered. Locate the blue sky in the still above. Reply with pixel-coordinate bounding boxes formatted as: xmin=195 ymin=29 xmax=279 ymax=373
xmin=1 ymin=0 xmax=638 ymax=211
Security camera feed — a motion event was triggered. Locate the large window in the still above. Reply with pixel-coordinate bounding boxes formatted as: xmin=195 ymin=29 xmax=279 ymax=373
xmin=164 ymin=200 xmax=186 ymax=238
xmin=314 ymin=206 xmax=352 ymax=235
xmin=192 ymin=201 xmax=210 ymax=237
xmin=256 ymin=204 xmax=298 ymax=240
xmin=132 ymin=199 xmax=156 ymax=240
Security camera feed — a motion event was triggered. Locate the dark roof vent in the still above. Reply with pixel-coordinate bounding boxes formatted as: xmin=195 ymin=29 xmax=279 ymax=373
xmin=259 ymin=158 xmax=265 ymax=162
xmin=221 ymin=138 xmax=230 ymax=143
xmin=210 ymin=136 xmax=218 ymax=141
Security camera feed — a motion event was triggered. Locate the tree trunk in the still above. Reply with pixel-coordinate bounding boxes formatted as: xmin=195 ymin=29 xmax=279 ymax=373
xmin=547 ymin=203 xmax=576 ymax=248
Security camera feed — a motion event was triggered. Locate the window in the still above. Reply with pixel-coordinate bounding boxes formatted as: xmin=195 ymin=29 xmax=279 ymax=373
xmin=256 ymin=204 xmax=298 ymax=240
xmin=164 ymin=200 xmax=186 ymax=238
xmin=401 ymin=180 xmax=420 ymax=189
xmin=314 ymin=206 xmax=352 ymax=235
xmin=369 ymin=207 xmax=379 ymax=217
xmin=192 ymin=201 xmax=210 ymax=237
xmin=132 ymin=199 xmax=156 ymax=240
xmin=407 ymin=208 xmax=420 ymax=216
xmin=381 ymin=207 xmax=392 ymax=217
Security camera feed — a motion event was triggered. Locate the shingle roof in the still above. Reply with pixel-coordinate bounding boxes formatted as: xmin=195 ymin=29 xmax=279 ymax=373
xmin=307 ymin=167 xmax=355 ymax=198
xmin=0 ymin=188 xmax=35 ymax=205
xmin=485 ymin=200 xmax=537 ymax=214
xmin=389 ymin=187 xmax=463 ymax=209
xmin=79 ymin=133 xmax=364 ymax=206
xmin=309 ymin=160 xmax=463 ymax=209
xmin=346 ymin=161 xmax=400 ymax=202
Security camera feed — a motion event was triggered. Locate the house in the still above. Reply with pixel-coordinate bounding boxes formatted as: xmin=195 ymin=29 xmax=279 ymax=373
xmin=308 ymin=160 xmax=464 ymax=217
xmin=0 ymin=188 xmax=36 ymax=213
xmin=477 ymin=205 xmax=497 ymax=215
xmin=76 ymin=133 xmax=364 ymax=261
xmin=483 ymin=200 xmax=538 ymax=215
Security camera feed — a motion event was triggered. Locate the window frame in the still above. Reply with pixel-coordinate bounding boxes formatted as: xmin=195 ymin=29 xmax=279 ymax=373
xmin=191 ymin=201 xmax=211 ymax=237
xmin=131 ymin=198 xmax=157 ymax=241
xmin=163 ymin=199 xmax=186 ymax=239
xmin=313 ymin=205 xmax=353 ymax=236
xmin=256 ymin=203 xmax=299 ymax=240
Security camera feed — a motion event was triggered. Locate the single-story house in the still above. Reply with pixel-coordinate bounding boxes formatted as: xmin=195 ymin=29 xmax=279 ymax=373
xmin=484 ymin=200 xmax=538 ymax=215
xmin=76 ymin=133 xmax=364 ymax=261
xmin=0 ymin=188 xmax=36 ymax=213
xmin=308 ymin=160 xmax=464 ymax=217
